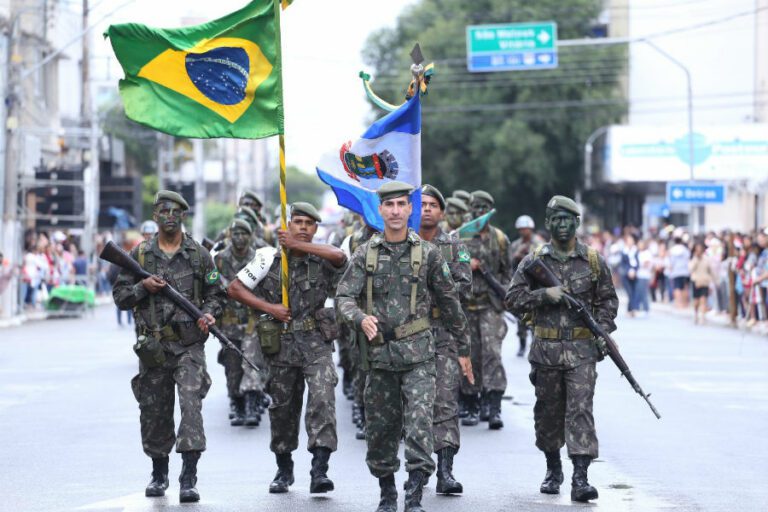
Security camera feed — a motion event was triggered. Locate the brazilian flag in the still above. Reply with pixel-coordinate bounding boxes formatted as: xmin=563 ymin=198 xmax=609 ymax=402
xmin=105 ymin=0 xmax=283 ymax=139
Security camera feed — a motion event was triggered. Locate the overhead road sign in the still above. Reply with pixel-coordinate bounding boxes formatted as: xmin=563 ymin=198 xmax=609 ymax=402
xmin=666 ymin=182 xmax=726 ymax=205
xmin=466 ymin=22 xmax=558 ymax=72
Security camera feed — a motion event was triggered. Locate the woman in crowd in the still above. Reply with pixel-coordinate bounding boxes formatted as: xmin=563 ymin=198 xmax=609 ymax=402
xmin=689 ymin=241 xmax=717 ymax=325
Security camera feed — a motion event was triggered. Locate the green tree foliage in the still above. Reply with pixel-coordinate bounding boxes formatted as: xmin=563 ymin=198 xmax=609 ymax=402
xmin=362 ymin=0 xmax=626 ymax=232
xmin=141 ymin=175 xmax=159 ymax=221
xmin=268 ymin=166 xmax=327 ymax=209
xmin=101 ymin=103 xmax=159 ymax=176
xmin=204 ymin=202 xmax=237 ymax=239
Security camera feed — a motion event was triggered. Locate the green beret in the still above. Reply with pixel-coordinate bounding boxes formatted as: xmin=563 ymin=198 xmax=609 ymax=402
xmin=470 ymin=190 xmax=494 ymax=206
xmin=291 ymin=202 xmax=322 ymax=223
xmin=377 ymin=181 xmax=415 ymax=202
xmin=546 ymin=195 xmax=581 ymax=216
xmin=421 ymin=184 xmax=445 ymax=210
xmin=230 ymin=219 xmax=253 ymax=235
xmin=154 ymin=190 xmax=189 ymax=211
xmin=452 ymin=190 xmax=471 ymax=204
xmin=240 ymin=190 xmax=262 ymax=208
xmin=446 ymin=197 xmax=469 ymax=212
xmin=236 ymin=206 xmax=260 ymax=226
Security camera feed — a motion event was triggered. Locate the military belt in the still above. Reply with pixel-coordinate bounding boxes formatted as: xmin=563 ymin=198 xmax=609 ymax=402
xmin=431 ymin=307 xmax=441 ymax=319
xmin=383 ymin=316 xmax=431 ymax=342
xmin=142 ymin=325 xmax=180 ymax=342
xmin=534 ymin=326 xmax=593 ymax=340
xmin=282 ymin=317 xmax=316 ymax=333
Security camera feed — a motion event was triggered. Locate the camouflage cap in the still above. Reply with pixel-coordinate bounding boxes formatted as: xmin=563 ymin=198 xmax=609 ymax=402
xmin=230 ymin=218 xmax=253 ymax=235
xmin=240 ymin=189 xmax=262 ymax=208
xmin=452 ymin=190 xmax=471 ymax=204
xmin=154 ymin=190 xmax=190 ymax=211
xmin=470 ymin=190 xmax=494 ymax=206
xmin=546 ymin=195 xmax=581 ymax=216
xmin=377 ymin=180 xmax=415 ymax=202
xmin=445 ymin=197 xmax=469 ymax=212
xmin=421 ymin=184 xmax=446 ymax=210
xmin=236 ymin=206 xmax=260 ymax=226
xmin=291 ymin=201 xmax=322 ymax=223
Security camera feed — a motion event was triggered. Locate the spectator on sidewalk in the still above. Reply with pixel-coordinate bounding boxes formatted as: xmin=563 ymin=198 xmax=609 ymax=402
xmin=634 ymin=239 xmax=653 ymax=316
xmin=668 ymin=234 xmax=691 ymax=309
xmin=620 ymin=234 xmax=640 ymax=316
xmin=73 ymin=248 xmax=89 ymax=286
xmin=651 ymin=242 xmax=668 ymax=303
xmin=690 ymin=241 xmax=717 ymax=325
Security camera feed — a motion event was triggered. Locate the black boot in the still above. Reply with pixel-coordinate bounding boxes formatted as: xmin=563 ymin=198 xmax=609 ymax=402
xmin=375 ymin=474 xmax=397 ymax=512
xmin=488 ymin=391 xmax=504 ymax=430
xmin=144 ymin=456 xmax=169 ymax=497
xmin=436 ymin=447 xmax=463 ymax=494
xmin=404 ymin=471 xmax=427 ymax=512
xmin=479 ymin=390 xmax=490 ymax=422
xmin=539 ymin=451 xmax=564 ymax=494
xmin=243 ymin=392 xmax=260 ymax=427
xmin=269 ymin=453 xmax=295 ymax=493
xmin=352 ymin=402 xmax=362 ymax=425
xmin=570 ymin=455 xmax=598 ymax=502
xmin=461 ymin=394 xmax=479 ymax=426
xmin=228 ymin=398 xmax=237 ymax=420
xmin=458 ymin=393 xmax=469 ymax=419
xmin=309 ymin=447 xmax=335 ymax=493
xmin=230 ymin=396 xmax=245 ymax=426
xmin=179 ymin=451 xmax=201 ymax=503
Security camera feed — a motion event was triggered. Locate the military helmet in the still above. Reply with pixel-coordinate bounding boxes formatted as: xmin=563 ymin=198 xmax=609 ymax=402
xmin=470 ymin=190 xmax=494 ymax=206
xmin=515 ymin=215 xmax=535 ymax=229
xmin=446 ymin=197 xmax=469 ymax=213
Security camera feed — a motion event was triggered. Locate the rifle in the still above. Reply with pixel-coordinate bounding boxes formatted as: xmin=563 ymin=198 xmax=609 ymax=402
xmin=101 ymin=241 xmax=263 ymax=375
xmin=523 ymin=257 xmax=661 ymax=419
xmin=201 ymin=238 xmax=215 ymax=251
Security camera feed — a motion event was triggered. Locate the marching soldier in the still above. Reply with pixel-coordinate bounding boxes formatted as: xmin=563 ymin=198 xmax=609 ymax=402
xmin=439 ymin=197 xmax=469 ymax=232
xmin=336 ymin=181 xmax=472 ymax=512
xmin=213 ymin=219 xmax=265 ymax=427
xmin=509 ymin=215 xmax=542 ymax=357
xmin=460 ymin=190 xmax=514 ymax=429
xmin=418 ymin=185 xmax=473 ymax=495
xmin=505 ymin=196 xmax=618 ymax=502
xmin=451 ymin=190 xmax=473 ymax=224
xmin=113 ymin=191 xmax=225 ymax=503
xmin=228 ymin=202 xmax=346 ymax=495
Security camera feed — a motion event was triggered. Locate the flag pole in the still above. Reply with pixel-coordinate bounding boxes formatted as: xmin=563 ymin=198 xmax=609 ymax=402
xmin=279 ymin=133 xmax=289 ymax=307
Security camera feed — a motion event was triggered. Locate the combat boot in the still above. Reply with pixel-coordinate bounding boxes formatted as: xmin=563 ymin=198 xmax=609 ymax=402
xmin=436 ymin=447 xmax=463 ymax=494
xmin=375 ymin=474 xmax=397 ymax=512
xmin=309 ymin=447 xmax=335 ymax=493
xmin=539 ymin=451 xmax=564 ymax=494
xmin=404 ymin=471 xmax=427 ymax=512
xmin=269 ymin=453 xmax=295 ymax=493
xmin=228 ymin=398 xmax=237 ymax=419
xmin=178 ymin=451 xmax=201 ymax=503
xmin=230 ymin=396 xmax=245 ymax=426
xmin=461 ymin=394 xmax=479 ymax=426
xmin=144 ymin=456 xmax=169 ymax=497
xmin=356 ymin=407 xmax=366 ymax=440
xmin=243 ymin=391 xmax=260 ymax=427
xmin=487 ymin=390 xmax=504 ymax=430
xmin=570 ymin=455 xmax=598 ymax=502
xmin=458 ymin=393 xmax=469 ymax=419
xmin=352 ymin=402 xmax=362 ymax=425
xmin=479 ymin=390 xmax=490 ymax=422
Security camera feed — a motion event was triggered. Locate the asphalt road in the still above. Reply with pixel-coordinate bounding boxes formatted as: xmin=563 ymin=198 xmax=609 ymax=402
xmin=0 ymin=303 xmax=766 ymax=512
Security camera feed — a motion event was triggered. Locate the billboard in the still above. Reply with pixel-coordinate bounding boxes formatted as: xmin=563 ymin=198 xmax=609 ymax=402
xmin=605 ymin=125 xmax=768 ymax=183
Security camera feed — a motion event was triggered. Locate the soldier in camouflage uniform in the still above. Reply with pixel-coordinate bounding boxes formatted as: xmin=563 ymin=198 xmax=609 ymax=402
xmin=418 ymin=185 xmax=473 ymax=496
xmin=228 ymin=202 xmax=346 ymax=495
xmin=451 ymin=190 xmax=473 ymax=224
xmin=505 ymin=196 xmax=618 ymax=502
xmin=460 ymin=190 xmax=514 ymax=430
xmin=439 ymin=197 xmax=469 ymax=233
xmin=509 ymin=215 xmax=542 ymax=358
xmin=336 ymin=181 xmax=472 ymax=512
xmin=213 ymin=219 xmax=265 ymax=427
xmin=113 ymin=190 xmax=225 ymax=503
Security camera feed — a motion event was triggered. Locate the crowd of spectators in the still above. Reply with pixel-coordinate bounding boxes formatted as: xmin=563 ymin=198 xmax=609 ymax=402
xmin=588 ymin=225 xmax=768 ymax=331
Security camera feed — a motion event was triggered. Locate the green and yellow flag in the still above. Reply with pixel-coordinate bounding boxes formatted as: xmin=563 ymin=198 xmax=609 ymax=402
xmin=105 ymin=0 xmax=283 ymax=139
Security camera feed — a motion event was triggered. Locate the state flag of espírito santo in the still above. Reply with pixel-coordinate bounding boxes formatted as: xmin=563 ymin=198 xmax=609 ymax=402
xmin=105 ymin=0 xmax=283 ymax=139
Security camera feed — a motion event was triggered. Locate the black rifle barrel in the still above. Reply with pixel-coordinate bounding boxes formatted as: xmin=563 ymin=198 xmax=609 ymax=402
xmin=100 ymin=241 xmax=262 ymax=375
xmin=523 ymin=257 xmax=661 ymax=419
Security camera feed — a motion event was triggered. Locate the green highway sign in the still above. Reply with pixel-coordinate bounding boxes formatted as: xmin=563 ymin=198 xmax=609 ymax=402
xmin=467 ymin=22 xmax=558 ymax=72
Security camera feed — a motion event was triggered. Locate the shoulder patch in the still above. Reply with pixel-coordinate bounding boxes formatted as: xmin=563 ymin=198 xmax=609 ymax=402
xmin=206 ymin=270 xmax=220 ymax=284
xmin=458 ymin=249 xmax=470 ymax=263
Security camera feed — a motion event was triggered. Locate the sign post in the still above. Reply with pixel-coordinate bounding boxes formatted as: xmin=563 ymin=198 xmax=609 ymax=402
xmin=466 ymin=22 xmax=558 ymax=72
xmin=666 ymin=182 xmax=726 ymax=205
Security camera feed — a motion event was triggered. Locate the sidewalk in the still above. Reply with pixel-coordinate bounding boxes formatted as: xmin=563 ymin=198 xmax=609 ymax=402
xmin=649 ymin=299 xmax=768 ymax=336
xmin=0 ymin=295 xmax=114 ymax=329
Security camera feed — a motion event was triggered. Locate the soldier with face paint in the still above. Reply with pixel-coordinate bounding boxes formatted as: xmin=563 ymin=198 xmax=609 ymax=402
xmin=113 ymin=190 xmax=226 ymax=503
xmin=505 ymin=196 xmax=618 ymax=503
xmin=439 ymin=197 xmax=469 ymax=233
xmin=228 ymin=202 xmax=347 ymax=496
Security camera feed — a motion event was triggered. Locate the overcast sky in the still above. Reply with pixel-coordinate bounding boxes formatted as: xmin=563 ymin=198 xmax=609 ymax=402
xmin=92 ymin=0 xmax=417 ymax=173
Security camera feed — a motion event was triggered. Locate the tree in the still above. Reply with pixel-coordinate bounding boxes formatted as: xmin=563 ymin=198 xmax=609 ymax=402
xmin=362 ymin=0 xmax=626 ymax=233
xmin=268 ymin=166 xmax=328 ymax=211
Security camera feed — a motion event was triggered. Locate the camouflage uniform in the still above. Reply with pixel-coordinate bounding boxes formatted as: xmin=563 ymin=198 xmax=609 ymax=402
xmin=429 ymin=229 xmax=472 ymax=452
xmin=113 ymin=234 xmax=225 ymax=458
xmin=213 ymin=245 xmax=266 ymax=400
xmin=509 ymin=236 xmax=539 ymax=354
xmin=462 ymin=225 xmax=514 ymax=396
xmin=336 ymin=229 xmax=470 ymax=478
xmin=505 ymin=242 xmax=618 ymax=458
xmin=238 ymin=250 xmax=344 ymax=454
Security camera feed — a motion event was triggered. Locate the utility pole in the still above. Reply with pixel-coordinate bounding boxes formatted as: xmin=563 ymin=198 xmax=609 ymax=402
xmin=81 ymin=0 xmax=98 ymax=258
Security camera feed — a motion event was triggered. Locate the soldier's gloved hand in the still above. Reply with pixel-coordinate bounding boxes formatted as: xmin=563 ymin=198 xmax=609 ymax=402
xmin=595 ymin=336 xmax=609 ymax=361
xmin=543 ymin=286 xmax=565 ymax=304
xmin=142 ymin=275 xmax=166 ymax=294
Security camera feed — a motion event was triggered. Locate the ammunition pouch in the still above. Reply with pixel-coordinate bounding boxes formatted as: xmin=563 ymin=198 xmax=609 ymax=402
xmin=314 ymin=307 xmax=339 ymax=342
xmin=256 ymin=314 xmax=282 ymax=355
xmin=133 ymin=334 xmax=166 ymax=368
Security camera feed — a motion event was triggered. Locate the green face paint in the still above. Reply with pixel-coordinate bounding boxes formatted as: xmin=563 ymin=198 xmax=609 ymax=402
xmin=471 ymin=200 xmax=491 ymax=220
xmin=230 ymin=228 xmax=250 ymax=252
xmin=546 ymin=211 xmax=578 ymax=244
xmin=154 ymin=200 xmax=185 ymax=234
xmin=445 ymin=206 xmax=464 ymax=228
